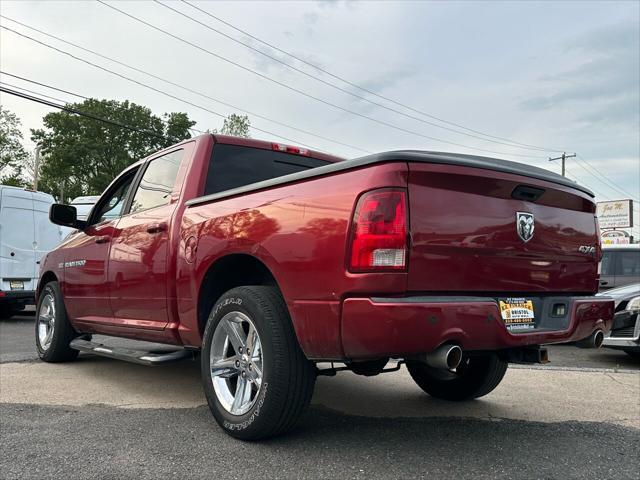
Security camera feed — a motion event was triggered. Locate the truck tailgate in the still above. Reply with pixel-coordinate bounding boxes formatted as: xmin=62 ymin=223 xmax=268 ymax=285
xmin=407 ymin=162 xmax=599 ymax=294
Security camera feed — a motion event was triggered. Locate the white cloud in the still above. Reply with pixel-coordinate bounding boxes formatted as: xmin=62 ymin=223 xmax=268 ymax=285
xmin=0 ymin=0 xmax=637 ymax=209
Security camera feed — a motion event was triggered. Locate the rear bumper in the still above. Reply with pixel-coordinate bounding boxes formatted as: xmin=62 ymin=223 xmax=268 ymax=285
xmin=341 ymin=295 xmax=614 ymax=359
xmin=0 ymin=290 xmax=35 ymax=302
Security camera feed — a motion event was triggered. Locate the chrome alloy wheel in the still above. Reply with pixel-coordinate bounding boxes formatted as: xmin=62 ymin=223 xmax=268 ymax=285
xmin=37 ymin=293 xmax=56 ymax=350
xmin=210 ymin=311 xmax=264 ymax=416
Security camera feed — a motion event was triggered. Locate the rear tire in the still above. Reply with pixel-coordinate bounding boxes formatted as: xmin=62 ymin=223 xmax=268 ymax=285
xmin=35 ymin=281 xmax=79 ymax=362
xmin=406 ymin=353 xmax=508 ymax=401
xmin=201 ymin=286 xmax=316 ymax=440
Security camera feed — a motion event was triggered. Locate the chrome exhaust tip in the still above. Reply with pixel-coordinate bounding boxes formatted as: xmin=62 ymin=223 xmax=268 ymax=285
xmin=593 ymin=330 xmax=604 ymax=349
xmin=576 ymin=329 xmax=604 ymax=349
xmin=425 ymin=344 xmax=463 ymax=370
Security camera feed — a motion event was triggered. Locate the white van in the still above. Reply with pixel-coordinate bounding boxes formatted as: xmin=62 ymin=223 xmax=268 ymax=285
xmin=0 ymin=186 xmax=63 ymax=317
xmin=70 ymin=195 xmax=100 ymax=221
xmin=58 ymin=195 xmax=101 ymax=239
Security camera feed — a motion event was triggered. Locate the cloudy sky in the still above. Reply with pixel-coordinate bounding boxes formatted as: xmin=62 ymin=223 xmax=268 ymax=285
xmin=1 ymin=0 xmax=638 ymax=233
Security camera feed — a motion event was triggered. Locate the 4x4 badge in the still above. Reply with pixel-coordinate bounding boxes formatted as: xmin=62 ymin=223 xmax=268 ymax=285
xmin=516 ymin=212 xmax=535 ymax=243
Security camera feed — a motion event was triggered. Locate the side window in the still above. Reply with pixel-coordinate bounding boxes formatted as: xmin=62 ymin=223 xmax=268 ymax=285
xmin=600 ymin=251 xmax=614 ymax=276
xmin=92 ymin=169 xmax=137 ymax=224
xmin=129 ymin=150 xmax=183 ymax=214
xmin=616 ymin=251 xmax=640 ymax=277
xmin=204 ymin=144 xmax=329 ymax=195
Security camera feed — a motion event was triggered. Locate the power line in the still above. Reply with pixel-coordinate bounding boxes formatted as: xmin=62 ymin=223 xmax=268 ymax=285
xmin=0 ymin=25 xmax=333 ymax=154
xmin=3 ymin=26 xmax=633 ymax=205
xmin=0 ymin=16 xmax=369 ymax=155
xmin=156 ymin=0 xmax=557 ymax=153
xmin=0 ymin=71 xmax=89 ymax=99
xmin=564 ymin=167 xmax=609 ymax=200
xmin=575 ymin=154 xmax=639 ymax=202
xmin=0 ymin=85 xmax=172 ymax=141
xmin=0 ymin=80 xmax=77 ymax=104
xmin=180 ymin=0 xmax=566 ymax=154
xmin=0 ymin=74 xmax=207 ymax=137
xmin=94 ymin=1 xmax=549 ymax=160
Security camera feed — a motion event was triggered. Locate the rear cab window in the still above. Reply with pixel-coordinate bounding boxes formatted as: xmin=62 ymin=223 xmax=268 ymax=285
xmin=204 ymin=144 xmax=330 ymax=195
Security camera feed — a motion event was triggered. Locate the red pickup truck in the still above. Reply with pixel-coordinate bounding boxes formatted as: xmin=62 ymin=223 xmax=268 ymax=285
xmin=38 ymin=134 xmax=613 ymax=439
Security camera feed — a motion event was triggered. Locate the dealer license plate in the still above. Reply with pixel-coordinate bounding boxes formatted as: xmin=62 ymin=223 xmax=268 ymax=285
xmin=9 ymin=280 xmax=24 ymax=290
xmin=499 ymin=297 xmax=535 ymax=332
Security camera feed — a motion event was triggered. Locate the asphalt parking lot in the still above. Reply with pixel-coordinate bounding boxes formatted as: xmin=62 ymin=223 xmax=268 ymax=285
xmin=1 ymin=311 xmax=639 ymax=479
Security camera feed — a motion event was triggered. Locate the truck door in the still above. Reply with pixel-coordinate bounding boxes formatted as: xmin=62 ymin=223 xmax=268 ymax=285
xmin=107 ymin=148 xmax=185 ymax=329
xmin=62 ymin=169 xmax=137 ymax=322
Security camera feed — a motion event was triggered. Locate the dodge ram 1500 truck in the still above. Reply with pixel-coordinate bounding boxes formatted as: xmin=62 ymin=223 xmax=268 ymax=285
xmin=38 ymin=133 xmax=614 ymax=440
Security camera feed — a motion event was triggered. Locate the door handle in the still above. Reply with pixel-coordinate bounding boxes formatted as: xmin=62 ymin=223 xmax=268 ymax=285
xmin=146 ymin=222 xmax=167 ymax=234
xmin=600 ymin=280 xmax=608 ymax=286
xmin=95 ymin=235 xmax=110 ymax=244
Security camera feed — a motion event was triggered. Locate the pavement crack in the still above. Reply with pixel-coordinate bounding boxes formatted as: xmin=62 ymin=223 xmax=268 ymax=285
xmin=603 ymin=372 xmax=639 ymax=388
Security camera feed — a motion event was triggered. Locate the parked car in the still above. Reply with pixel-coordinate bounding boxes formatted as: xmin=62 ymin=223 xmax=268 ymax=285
xmin=60 ymin=196 xmax=101 ymax=239
xmin=0 ymin=185 xmax=63 ymax=318
xmin=37 ymin=134 xmax=614 ymax=440
xmin=599 ymin=244 xmax=640 ymax=290
xmin=600 ymin=283 xmax=640 ymax=358
xmin=70 ymin=195 xmax=100 ymax=220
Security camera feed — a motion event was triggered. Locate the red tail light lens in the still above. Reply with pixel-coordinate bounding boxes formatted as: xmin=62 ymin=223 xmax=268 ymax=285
xmin=271 ymin=142 xmax=309 ymax=156
xmin=349 ymin=189 xmax=408 ymax=272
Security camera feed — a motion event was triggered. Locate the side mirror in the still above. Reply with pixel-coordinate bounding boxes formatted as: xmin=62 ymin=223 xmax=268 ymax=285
xmin=49 ymin=204 xmax=87 ymax=230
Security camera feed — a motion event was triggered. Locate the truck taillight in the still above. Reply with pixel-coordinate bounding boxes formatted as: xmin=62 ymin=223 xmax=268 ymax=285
xmin=349 ymin=188 xmax=408 ymax=272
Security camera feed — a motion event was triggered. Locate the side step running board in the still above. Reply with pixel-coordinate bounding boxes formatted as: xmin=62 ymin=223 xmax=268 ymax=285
xmin=69 ymin=338 xmax=192 ymax=366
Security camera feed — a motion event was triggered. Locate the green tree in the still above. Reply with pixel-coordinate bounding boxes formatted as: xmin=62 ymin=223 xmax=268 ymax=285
xmin=31 ymin=99 xmax=195 ymax=200
xmin=0 ymin=107 xmax=28 ymax=186
xmin=213 ymin=113 xmax=251 ymax=138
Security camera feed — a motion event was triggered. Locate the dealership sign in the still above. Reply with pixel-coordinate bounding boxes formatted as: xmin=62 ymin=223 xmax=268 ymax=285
xmin=596 ymin=200 xmax=633 ymax=229
xmin=601 ymin=230 xmax=632 ymax=245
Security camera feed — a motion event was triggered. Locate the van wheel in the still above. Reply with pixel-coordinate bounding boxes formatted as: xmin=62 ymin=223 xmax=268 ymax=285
xmin=35 ymin=281 xmax=79 ymax=362
xmin=406 ymin=353 xmax=507 ymax=401
xmin=201 ymin=286 xmax=316 ymax=440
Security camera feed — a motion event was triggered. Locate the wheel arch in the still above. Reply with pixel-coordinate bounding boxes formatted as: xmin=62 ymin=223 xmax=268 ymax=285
xmin=197 ymin=253 xmax=282 ymax=338
xmin=37 ymin=271 xmax=59 ymax=303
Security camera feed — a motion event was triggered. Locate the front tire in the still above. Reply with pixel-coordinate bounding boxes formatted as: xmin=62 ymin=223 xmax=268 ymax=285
xmin=406 ymin=353 xmax=508 ymax=401
xmin=201 ymin=286 xmax=316 ymax=440
xmin=35 ymin=281 xmax=79 ymax=362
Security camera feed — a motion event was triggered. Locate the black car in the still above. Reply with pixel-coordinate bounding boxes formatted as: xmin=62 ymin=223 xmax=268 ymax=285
xmin=599 ymin=283 xmax=640 ymax=358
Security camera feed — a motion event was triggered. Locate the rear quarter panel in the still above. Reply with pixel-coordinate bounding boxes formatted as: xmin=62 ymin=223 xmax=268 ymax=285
xmin=176 ymin=162 xmax=409 ymax=359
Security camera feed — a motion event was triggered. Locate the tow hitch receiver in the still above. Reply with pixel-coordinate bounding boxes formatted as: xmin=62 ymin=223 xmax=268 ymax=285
xmin=503 ymin=346 xmax=550 ymax=365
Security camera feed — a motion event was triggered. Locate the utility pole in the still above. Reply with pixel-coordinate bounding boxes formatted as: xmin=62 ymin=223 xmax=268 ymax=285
xmin=549 ymin=152 xmax=576 ymax=177
xmin=33 ymin=146 xmax=41 ymax=191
